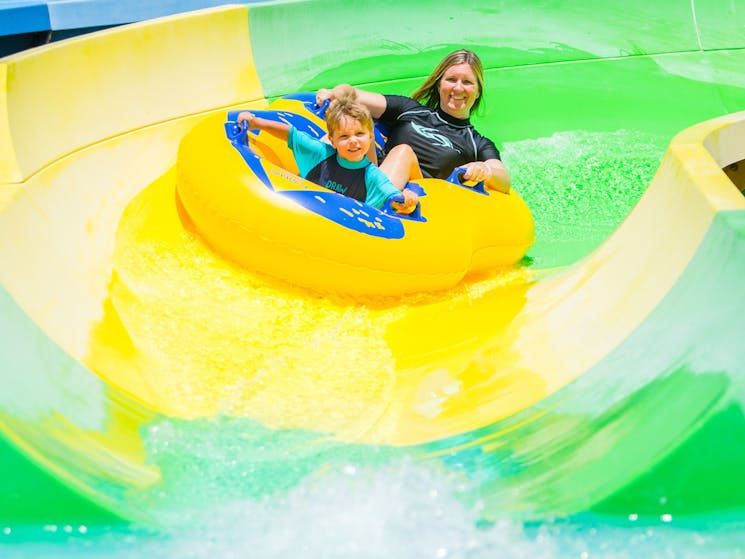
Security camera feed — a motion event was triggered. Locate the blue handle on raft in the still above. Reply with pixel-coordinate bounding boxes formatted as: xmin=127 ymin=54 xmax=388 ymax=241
xmin=382 ymin=182 xmax=427 ymax=222
xmin=446 ymin=167 xmax=488 ymax=195
xmin=307 ymin=99 xmax=330 ymax=118
xmin=225 ymin=120 xmax=248 ymax=142
xmin=280 ymin=92 xmax=330 ymax=119
xmin=383 ymin=196 xmax=424 ymax=222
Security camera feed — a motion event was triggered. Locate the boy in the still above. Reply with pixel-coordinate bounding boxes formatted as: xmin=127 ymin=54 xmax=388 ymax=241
xmin=236 ymin=95 xmax=419 ymax=214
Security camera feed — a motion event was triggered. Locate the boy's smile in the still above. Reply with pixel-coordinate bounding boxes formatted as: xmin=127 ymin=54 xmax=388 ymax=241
xmin=329 ymin=116 xmax=372 ymax=162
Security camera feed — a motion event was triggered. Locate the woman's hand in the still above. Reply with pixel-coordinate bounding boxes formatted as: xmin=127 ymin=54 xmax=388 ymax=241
xmin=462 ymin=159 xmax=511 ymax=193
xmin=236 ymin=111 xmax=255 ymax=128
xmin=316 ymin=84 xmax=387 ymax=119
xmin=461 ymin=161 xmax=491 ymax=184
xmin=315 ymin=84 xmax=356 ymax=107
xmin=315 ymin=88 xmax=333 ymax=107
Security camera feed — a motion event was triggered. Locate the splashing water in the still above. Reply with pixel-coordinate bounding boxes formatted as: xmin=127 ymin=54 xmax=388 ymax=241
xmin=505 ymin=129 xmax=665 ymax=268
xmin=2 ymin=446 xmax=743 ymax=559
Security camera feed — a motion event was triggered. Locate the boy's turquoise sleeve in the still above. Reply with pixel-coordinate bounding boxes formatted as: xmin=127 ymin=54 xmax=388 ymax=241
xmin=288 ymin=126 xmax=335 ymax=178
xmin=364 ymin=165 xmax=401 ymax=209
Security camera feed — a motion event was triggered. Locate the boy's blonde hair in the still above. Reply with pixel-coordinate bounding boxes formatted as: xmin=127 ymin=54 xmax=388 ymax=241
xmin=326 ymin=93 xmax=374 ymax=136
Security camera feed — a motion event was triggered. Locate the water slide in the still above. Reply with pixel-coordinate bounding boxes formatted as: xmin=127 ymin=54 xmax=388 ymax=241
xmin=1 ymin=1 xmax=745 ymax=528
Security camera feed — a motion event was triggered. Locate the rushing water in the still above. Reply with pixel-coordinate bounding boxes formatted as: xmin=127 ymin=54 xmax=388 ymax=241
xmin=504 ymin=128 xmax=665 ymax=268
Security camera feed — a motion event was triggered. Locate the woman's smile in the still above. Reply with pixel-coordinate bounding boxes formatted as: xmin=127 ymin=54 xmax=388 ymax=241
xmin=438 ymin=62 xmax=480 ymax=119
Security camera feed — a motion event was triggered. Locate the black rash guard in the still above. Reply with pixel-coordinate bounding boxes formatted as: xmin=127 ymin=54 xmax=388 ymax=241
xmin=377 ymin=94 xmax=501 ymax=180
xmin=306 ymin=155 xmax=369 ymax=202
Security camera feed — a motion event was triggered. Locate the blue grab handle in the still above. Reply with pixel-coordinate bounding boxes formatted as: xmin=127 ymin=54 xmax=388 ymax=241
xmin=281 ymin=92 xmax=330 ymax=119
xmin=382 ymin=196 xmax=425 ymax=221
xmin=381 ymin=185 xmax=427 ymax=221
xmin=224 ymin=120 xmax=247 ymax=142
xmin=306 ymin=98 xmax=330 ymax=119
xmin=446 ymin=166 xmax=488 ymax=195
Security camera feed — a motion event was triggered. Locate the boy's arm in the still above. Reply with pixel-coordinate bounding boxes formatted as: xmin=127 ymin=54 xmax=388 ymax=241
xmin=237 ymin=111 xmax=290 ymax=141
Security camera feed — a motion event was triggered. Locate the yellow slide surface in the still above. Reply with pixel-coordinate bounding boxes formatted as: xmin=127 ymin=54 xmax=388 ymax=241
xmin=1 ymin=3 xmax=744 ymax=523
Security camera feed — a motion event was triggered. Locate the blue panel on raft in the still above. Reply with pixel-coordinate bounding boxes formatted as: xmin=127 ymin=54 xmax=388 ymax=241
xmin=281 ymin=92 xmax=331 ymax=121
xmin=280 ymin=190 xmax=405 ymax=239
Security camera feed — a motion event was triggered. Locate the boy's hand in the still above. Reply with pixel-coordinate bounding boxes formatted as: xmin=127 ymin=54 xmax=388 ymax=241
xmin=390 ymin=188 xmax=419 ymax=214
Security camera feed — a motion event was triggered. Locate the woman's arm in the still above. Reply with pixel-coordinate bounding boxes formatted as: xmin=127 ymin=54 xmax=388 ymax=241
xmin=461 ymin=159 xmax=511 ymax=194
xmin=237 ymin=112 xmax=290 ymax=141
xmin=316 ymin=84 xmax=388 ymax=119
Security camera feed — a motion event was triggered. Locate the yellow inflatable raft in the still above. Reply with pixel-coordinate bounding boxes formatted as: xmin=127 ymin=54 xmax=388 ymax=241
xmin=176 ymin=94 xmax=534 ymax=296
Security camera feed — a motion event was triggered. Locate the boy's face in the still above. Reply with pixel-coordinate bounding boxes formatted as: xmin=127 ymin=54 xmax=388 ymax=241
xmin=328 ymin=116 xmax=371 ymax=162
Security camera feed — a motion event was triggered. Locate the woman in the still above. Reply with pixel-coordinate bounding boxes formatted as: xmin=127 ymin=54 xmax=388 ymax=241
xmin=315 ymin=49 xmax=510 ymax=194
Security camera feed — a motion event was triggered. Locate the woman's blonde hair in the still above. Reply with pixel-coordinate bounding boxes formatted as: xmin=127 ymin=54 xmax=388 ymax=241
xmin=411 ymin=49 xmax=485 ymax=113
xmin=326 ymin=93 xmax=374 ymax=136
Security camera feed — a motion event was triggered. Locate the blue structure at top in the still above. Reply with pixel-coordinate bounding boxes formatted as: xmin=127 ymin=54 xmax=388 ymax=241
xmin=0 ymin=1 xmax=50 ymax=35
xmin=0 ymin=0 xmax=265 ymax=55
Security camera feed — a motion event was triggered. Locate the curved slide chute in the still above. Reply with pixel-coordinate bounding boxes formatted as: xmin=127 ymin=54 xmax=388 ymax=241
xmin=1 ymin=2 xmax=745 ymax=525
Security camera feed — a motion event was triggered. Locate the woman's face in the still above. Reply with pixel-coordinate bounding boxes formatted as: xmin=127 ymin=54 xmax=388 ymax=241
xmin=437 ymin=62 xmax=480 ymax=119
